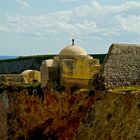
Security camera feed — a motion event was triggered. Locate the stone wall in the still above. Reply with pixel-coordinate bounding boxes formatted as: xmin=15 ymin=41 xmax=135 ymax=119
xmin=97 ymin=43 xmax=140 ymax=89
xmin=60 ymin=58 xmax=100 ymax=88
xmin=22 ymin=70 xmax=41 ymax=84
xmin=0 ymin=74 xmax=24 ymax=83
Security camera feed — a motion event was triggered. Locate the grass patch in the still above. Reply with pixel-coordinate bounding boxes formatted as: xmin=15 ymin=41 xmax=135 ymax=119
xmin=21 ymin=83 xmax=40 ymax=90
xmin=109 ymin=86 xmax=140 ymax=92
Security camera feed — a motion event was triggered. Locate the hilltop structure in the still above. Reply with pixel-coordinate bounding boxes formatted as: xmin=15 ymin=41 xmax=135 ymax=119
xmin=40 ymin=39 xmax=100 ymax=88
xmin=97 ymin=43 xmax=140 ymax=89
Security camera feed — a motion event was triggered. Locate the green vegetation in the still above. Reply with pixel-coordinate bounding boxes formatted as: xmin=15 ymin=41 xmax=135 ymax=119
xmin=110 ymin=86 xmax=140 ymax=92
xmin=18 ymin=54 xmax=54 ymax=60
xmin=0 ymin=55 xmax=54 ymax=63
xmin=21 ymin=83 xmax=40 ymax=89
xmin=0 ymin=54 xmax=106 ymax=64
xmin=91 ymin=54 xmax=106 ymax=64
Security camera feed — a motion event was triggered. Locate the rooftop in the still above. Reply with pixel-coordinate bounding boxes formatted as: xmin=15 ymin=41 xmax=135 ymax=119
xmin=59 ymin=39 xmax=87 ymax=56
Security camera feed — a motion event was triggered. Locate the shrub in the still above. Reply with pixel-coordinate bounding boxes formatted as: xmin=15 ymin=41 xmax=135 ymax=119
xmin=70 ymin=85 xmax=79 ymax=93
xmin=88 ymin=89 xmax=95 ymax=96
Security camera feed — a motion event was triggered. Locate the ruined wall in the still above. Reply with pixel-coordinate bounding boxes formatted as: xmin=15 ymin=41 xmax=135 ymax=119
xmin=0 ymin=74 xmax=24 ymax=83
xmin=75 ymin=90 xmax=140 ymax=140
xmin=97 ymin=43 xmax=140 ymax=89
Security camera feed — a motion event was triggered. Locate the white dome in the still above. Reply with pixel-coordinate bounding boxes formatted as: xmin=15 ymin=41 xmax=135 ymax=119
xmin=59 ymin=45 xmax=87 ymax=56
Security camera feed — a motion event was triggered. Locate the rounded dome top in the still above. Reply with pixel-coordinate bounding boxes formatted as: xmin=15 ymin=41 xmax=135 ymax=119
xmin=59 ymin=45 xmax=87 ymax=56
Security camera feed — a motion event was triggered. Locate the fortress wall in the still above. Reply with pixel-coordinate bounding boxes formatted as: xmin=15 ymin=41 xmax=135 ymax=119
xmin=97 ymin=44 xmax=140 ymax=89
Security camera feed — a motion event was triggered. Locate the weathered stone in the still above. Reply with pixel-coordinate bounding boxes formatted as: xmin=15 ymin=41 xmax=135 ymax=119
xmin=21 ymin=70 xmax=41 ymax=84
xmin=0 ymin=74 xmax=24 ymax=84
xmin=0 ymin=86 xmax=93 ymax=139
xmin=75 ymin=91 xmax=140 ymax=140
xmin=0 ymin=91 xmax=9 ymax=140
xmin=40 ymin=41 xmax=100 ymax=88
xmin=97 ymin=43 xmax=140 ymax=89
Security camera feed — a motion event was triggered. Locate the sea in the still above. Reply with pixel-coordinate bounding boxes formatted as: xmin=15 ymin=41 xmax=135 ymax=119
xmin=0 ymin=56 xmax=18 ymax=60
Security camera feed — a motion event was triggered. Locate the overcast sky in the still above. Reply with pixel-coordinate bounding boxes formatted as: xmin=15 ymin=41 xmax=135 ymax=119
xmin=0 ymin=0 xmax=140 ymax=56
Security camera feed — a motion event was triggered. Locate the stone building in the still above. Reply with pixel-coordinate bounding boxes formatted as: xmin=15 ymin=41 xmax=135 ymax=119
xmin=0 ymin=70 xmax=41 ymax=84
xmin=21 ymin=70 xmax=41 ymax=84
xmin=97 ymin=43 xmax=140 ymax=90
xmin=40 ymin=39 xmax=100 ymax=88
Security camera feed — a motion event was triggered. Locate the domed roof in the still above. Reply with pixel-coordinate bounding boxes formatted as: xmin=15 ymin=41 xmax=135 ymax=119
xmin=59 ymin=39 xmax=87 ymax=56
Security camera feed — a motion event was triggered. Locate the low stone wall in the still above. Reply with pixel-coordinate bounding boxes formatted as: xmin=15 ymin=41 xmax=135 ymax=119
xmin=0 ymin=74 xmax=24 ymax=83
xmin=97 ymin=43 xmax=140 ymax=89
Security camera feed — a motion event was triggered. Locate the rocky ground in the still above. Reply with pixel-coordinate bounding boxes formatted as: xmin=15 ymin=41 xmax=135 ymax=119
xmin=0 ymin=85 xmax=94 ymax=140
xmin=75 ymin=89 xmax=140 ymax=140
xmin=1 ymin=84 xmax=140 ymax=140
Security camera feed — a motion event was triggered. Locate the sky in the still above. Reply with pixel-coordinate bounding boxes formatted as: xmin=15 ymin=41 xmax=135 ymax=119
xmin=0 ymin=0 xmax=140 ymax=56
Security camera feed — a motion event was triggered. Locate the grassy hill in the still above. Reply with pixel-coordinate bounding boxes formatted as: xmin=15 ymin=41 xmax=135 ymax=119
xmin=0 ymin=54 xmax=106 ymax=74
xmin=0 ymin=54 xmax=106 ymax=64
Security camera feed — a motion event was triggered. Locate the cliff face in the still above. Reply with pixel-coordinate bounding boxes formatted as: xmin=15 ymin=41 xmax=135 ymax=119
xmin=0 ymin=86 xmax=93 ymax=140
xmin=1 ymin=85 xmax=140 ymax=140
xmin=75 ymin=90 xmax=140 ymax=140
xmin=0 ymin=91 xmax=8 ymax=139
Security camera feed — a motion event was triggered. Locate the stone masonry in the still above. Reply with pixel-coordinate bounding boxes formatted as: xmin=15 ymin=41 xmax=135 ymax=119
xmin=97 ymin=43 xmax=140 ymax=89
